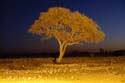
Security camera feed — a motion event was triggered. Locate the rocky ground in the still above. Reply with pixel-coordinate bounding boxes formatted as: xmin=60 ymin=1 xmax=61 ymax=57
xmin=0 ymin=56 xmax=125 ymax=83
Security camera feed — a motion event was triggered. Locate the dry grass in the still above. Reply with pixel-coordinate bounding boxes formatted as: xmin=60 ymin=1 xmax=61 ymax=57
xmin=0 ymin=56 xmax=125 ymax=83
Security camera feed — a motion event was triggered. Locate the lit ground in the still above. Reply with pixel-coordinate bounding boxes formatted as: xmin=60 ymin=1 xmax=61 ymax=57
xmin=0 ymin=56 xmax=125 ymax=83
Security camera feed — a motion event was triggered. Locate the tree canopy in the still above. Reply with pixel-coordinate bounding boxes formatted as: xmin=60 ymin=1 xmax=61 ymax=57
xmin=28 ymin=7 xmax=105 ymax=63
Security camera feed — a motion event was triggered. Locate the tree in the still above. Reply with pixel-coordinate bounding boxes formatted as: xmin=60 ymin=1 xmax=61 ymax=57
xmin=28 ymin=7 xmax=105 ymax=63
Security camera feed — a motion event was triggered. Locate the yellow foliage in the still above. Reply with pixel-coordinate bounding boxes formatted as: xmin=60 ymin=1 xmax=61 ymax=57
xmin=28 ymin=7 xmax=105 ymax=45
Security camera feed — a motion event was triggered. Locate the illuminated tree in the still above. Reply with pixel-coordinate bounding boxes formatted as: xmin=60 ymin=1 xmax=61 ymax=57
xmin=28 ymin=7 xmax=105 ymax=63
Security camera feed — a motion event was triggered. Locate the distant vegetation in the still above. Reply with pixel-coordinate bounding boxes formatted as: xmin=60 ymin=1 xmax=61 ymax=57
xmin=1 ymin=49 xmax=125 ymax=58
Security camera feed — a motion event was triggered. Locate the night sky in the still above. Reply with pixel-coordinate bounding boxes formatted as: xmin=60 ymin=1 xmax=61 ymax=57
xmin=1 ymin=0 xmax=125 ymax=54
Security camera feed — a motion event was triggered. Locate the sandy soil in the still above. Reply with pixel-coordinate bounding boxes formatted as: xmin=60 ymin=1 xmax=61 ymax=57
xmin=0 ymin=56 xmax=125 ymax=83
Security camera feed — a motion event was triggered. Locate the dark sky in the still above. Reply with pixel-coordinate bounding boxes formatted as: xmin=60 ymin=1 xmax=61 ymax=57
xmin=1 ymin=0 xmax=125 ymax=54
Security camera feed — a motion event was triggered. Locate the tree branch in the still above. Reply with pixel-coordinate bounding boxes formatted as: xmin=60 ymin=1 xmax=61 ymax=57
xmin=67 ymin=42 xmax=79 ymax=46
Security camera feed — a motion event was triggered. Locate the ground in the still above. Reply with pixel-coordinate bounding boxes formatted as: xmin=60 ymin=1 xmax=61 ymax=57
xmin=0 ymin=56 xmax=125 ymax=83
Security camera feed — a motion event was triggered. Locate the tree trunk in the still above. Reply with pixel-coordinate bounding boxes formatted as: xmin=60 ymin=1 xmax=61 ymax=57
xmin=56 ymin=44 xmax=67 ymax=63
